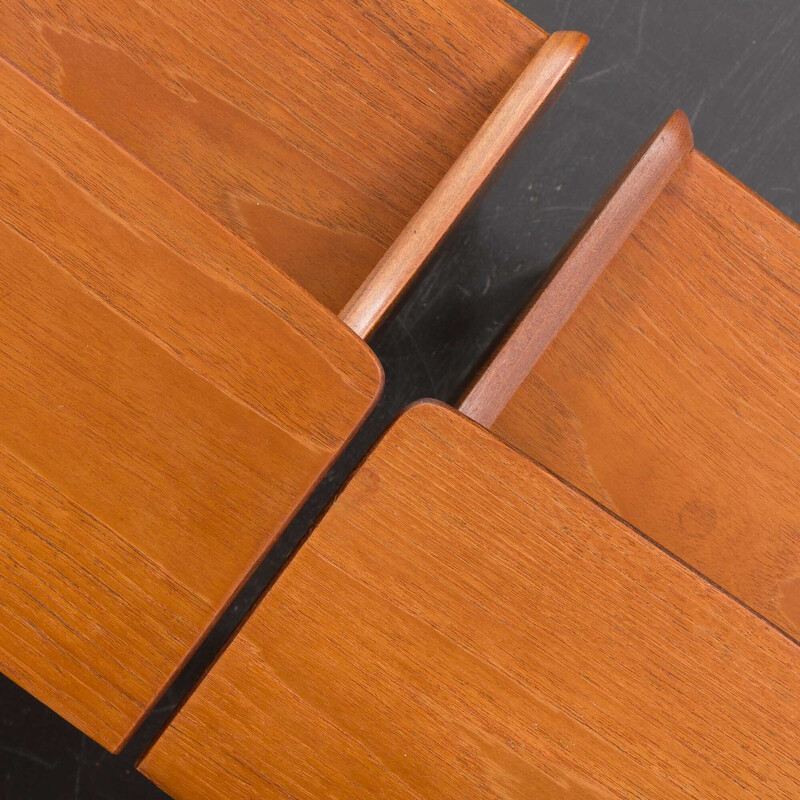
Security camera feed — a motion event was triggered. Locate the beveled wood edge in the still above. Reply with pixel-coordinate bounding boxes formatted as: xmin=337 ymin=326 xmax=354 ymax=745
xmin=458 ymin=110 xmax=694 ymax=428
xmin=339 ymin=30 xmax=590 ymax=340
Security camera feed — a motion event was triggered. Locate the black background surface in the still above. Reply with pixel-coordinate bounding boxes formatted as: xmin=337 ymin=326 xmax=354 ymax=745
xmin=3 ymin=1 xmax=800 ymax=797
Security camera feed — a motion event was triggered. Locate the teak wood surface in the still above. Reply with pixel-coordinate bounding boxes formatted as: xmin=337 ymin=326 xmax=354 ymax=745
xmin=461 ymin=111 xmax=800 ymax=642
xmin=0 ymin=56 xmax=382 ymax=753
xmin=0 ymin=0 xmax=586 ymax=335
xmin=141 ymin=403 xmax=800 ymax=800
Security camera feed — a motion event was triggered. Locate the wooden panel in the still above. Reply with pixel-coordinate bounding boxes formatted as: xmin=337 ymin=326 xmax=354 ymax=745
xmin=0 ymin=0 xmax=548 ymax=321
xmin=141 ymin=403 xmax=800 ymax=800
xmin=0 ymin=57 xmax=382 ymax=753
xmin=463 ymin=113 xmax=800 ymax=641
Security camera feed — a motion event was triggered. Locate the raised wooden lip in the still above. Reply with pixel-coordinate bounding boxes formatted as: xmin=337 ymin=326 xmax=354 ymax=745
xmin=459 ymin=110 xmax=695 ymax=428
xmin=339 ymin=30 xmax=590 ymax=340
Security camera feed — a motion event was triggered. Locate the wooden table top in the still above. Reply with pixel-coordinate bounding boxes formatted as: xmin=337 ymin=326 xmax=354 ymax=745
xmin=0 ymin=0 xmax=546 ymax=318
xmin=464 ymin=112 xmax=800 ymax=643
xmin=0 ymin=57 xmax=382 ymax=753
xmin=141 ymin=402 xmax=800 ymax=800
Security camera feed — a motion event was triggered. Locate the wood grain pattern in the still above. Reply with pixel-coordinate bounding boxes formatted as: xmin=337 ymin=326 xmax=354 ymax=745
xmin=461 ymin=111 xmax=694 ymax=426
xmin=0 ymin=0 xmax=556 ymax=331
xmin=462 ymin=113 xmax=800 ymax=641
xmin=0 ymin=56 xmax=382 ymax=753
xmin=140 ymin=402 xmax=800 ymax=800
xmin=340 ymin=31 xmax=588 ymax=338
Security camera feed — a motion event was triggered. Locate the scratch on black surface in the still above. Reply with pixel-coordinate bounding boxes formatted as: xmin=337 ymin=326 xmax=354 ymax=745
xmin=575 ymin=65 xmax=619 ymax=85
xmin=635 ymin=0 xmax=648 ymax=57
xmin=73 ymin=735 xmax=85 ymax=798
xmin=601 ymin=0 xmax=620 ymax=28
xmin=396 ymin=314 xmax=440 ymax=395
xmin=0 ymin=746 xmax=58 ymax=771
xmin=560 ymin=0 xmax=573 ymax=29
xmin=691 ymin=90 xmax=707 ymax=125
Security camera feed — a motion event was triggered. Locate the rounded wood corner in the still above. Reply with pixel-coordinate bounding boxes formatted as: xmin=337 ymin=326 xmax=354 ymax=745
xmin=660 ymin=108 xmax=694 ymax=153
xmin=628 ymin=110 xmax=694 ymax=181
xmin=459 ymin=110 xmax=695 ymax=429
xmin=543 ymin=30 xmax=591 ymax=68
xmin=399 ymin=398 xmax=452 ymax=425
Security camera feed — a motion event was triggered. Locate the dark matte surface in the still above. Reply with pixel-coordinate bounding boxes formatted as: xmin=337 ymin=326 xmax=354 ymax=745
xmin=2 ymin=1 xmax=799 ymax=796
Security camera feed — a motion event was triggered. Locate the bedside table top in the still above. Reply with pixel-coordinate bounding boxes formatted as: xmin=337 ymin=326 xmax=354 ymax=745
xmin=0 ymin=56 xmax=382 ymax=753
xmin=142 ymin=401 xmax=800 ymax=800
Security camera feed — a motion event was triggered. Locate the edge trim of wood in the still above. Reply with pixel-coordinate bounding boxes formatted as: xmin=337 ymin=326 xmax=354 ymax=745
xmin=458 ymin=110 xmax=694 ymax=428
xmin=339 ymin=30 xmax=590 ymax=339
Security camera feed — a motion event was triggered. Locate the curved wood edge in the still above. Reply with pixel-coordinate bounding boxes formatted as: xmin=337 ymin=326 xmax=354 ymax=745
xmin=339 ymin=30 xmax=590 ymax=340
xmin=459 ymin=110 xmax=694 ymax=428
